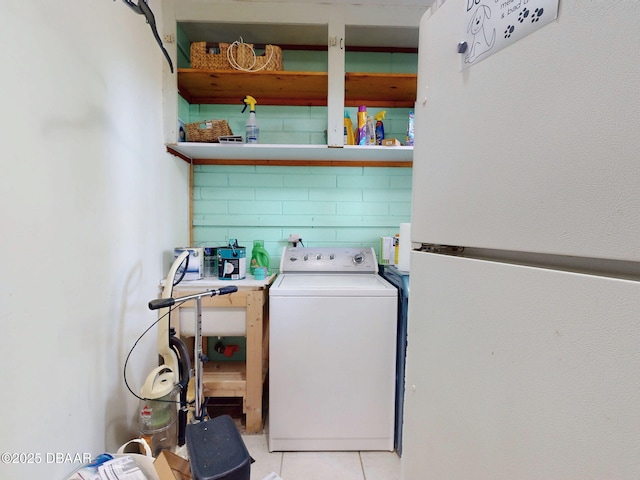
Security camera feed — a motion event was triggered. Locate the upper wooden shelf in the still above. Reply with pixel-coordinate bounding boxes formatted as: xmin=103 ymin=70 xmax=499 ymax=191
xmin=177 ymin=69 xmax=417 ymax=108
xmin=345 ymin=73 xmax=417 ymax=108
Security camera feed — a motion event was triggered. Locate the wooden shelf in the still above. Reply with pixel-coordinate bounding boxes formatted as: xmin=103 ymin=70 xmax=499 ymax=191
xmin=345 ymin=72 xmax=417 ymax=108
xmin=174 ymin=68 xmax=416 ymax=165
xmin=178 ymin=69 xmax=327 ymax=106
xmin=177 ymin=68 xmax=417 ymax=107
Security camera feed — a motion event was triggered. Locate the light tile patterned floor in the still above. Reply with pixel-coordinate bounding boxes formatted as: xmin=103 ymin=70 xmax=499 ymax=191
xmin=241 ymin=434 xmax=400 ymax=480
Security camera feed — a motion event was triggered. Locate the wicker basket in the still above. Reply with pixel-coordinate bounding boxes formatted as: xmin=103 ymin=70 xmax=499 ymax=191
xmin=185 ymin=119 xmax=233 ymax=143
xmin=230 ymin=43 xmax=283 ymax=71
xmin=190 ymin=42 xmax=234 ymax=70
xmin=190 ymin=41 xmax=283 ymax=71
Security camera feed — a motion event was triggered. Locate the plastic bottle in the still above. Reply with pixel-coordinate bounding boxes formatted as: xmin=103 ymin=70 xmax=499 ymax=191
xmin=344 ymin=111 xmax=355 ymax=145
xmin=250 ymin=240 xmax=270 ymax=275
xmin=366 ymin=116 xmax=376 ymax=145
xmin=243 ymin=95 xmax=259 ymax=144
xmin=394 ymin=233 xmax=400 ymax=265
xmin=375 ymin=110 xmax=386 ymax=145
xmin=356 ymin=105 xmax=367 ymax=146
xmin=406 ymin=110 xmax=415 ymax=146
xmin=139 ymin=367 xmax=179 ymax=456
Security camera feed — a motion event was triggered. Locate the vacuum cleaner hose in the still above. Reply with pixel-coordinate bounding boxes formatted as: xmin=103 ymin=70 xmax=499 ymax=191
xmin=170 ymin=335 xmax=191 ymax=390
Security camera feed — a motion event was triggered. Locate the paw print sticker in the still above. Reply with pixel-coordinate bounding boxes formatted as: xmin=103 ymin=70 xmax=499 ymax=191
xmin=504 ymin=25 xmax=515 ymax=38
xmin=531 ymin=7 xmax=544 ymax=22
xmin=518 ymin=8 xmax=530 ymax=23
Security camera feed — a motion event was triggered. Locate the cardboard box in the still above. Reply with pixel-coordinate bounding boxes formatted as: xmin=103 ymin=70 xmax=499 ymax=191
xmin=154 ymin=450 xmax=192 ymax=480
xmin=382 ymin=138 xmax=401 ymax=146
xmin=380 ymin=236 xmax=396 ymax=265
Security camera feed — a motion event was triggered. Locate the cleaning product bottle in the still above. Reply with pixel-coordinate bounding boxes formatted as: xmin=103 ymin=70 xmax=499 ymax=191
xmin=242 ymin=95 xmax=259 ymax=144
xmin=356 ymin=105 xmax=367 ymax=146
xmin=375 ymin=110 xmax=386 ymax=145
xmin=406 ymin=110 xmax=415 ymax=146
xmin=366 ymin=115 xmax=376 ymax=145
xmin=250 ymin=240 xmax=270 ymax=275
xmin=344 ymin=111 xmax=355 ymax=145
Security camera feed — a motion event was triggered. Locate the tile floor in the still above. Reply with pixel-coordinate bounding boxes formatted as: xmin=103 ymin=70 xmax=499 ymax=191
xmin=240 ymin=433 xmax=401 ymax=480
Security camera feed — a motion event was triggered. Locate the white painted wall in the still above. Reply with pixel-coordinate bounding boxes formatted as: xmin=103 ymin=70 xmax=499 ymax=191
xmin=0 ymin=1 xmax=189 ymax=478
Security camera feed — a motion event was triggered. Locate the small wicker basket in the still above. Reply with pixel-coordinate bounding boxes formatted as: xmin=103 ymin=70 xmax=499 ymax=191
xmin=230 ymin=43 xmax=283 ymax=71
xmin=185 ymin=120 xmax=233 ymax=143
xmin=190 ymin=42 xmax=233 ymax=70
xmin=190 ymin=41 xmax=283 ymax=71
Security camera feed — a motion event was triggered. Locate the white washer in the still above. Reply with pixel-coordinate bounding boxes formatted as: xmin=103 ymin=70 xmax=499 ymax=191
xmin=268 ymin=247 xmax=397 ymax=452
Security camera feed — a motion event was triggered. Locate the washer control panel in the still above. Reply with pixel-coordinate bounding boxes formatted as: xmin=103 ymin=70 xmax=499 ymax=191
xmin=279 ymin=247 xmax=379 ymax=273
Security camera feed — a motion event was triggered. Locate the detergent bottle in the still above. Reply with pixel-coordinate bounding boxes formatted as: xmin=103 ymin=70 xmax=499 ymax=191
xmin=344 ymin=111 xmax=355 ymax=145
xmin=242 ymin=95 xmax=259 ymax=144
xmin=375 ymin=110 xmax=386 ymax=145
xmin=356 ymin=105 xmax=367 ymax=146
xmin=250 ymin=240 xmax=271 ymax=276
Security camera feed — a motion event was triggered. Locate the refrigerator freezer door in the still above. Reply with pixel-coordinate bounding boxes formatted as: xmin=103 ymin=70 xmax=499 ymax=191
xmin=412 ymin=2 xmax=640 ymax=262
xmin=402 ymin=251 xmax=640 ymax=479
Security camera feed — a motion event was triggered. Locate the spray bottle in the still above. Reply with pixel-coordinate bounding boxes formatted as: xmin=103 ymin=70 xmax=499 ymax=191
xmin=366 ymin=115 xmax=376 ymax=145
xmin=242 ymin=95 xmax=259 ymax=144
xmin=375 ymin=110 xmax=386 ymax=145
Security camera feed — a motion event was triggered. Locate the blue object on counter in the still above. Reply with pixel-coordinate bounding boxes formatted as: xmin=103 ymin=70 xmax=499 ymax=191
xmin=254 ymin=267 xmax=267 ymax=280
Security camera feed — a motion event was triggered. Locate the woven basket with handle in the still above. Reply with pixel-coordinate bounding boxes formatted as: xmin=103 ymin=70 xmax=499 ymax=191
xmin=231 ymin=43 xmax=283 ymax=71
xmin=191 ymin=41 xmax=283 ymax=71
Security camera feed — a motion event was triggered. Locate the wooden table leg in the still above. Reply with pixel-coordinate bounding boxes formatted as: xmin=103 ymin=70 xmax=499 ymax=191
xmin=244 ymin=290 xmax=264 ymax=433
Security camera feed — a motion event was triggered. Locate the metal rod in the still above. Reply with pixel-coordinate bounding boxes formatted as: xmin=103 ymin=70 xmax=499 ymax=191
xmin=194 ymin=296 xmax=203 ymax=421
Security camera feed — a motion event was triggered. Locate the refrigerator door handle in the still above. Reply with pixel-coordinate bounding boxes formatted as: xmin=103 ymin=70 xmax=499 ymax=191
xmin=418 ymin=244 xmax=464 ymax=254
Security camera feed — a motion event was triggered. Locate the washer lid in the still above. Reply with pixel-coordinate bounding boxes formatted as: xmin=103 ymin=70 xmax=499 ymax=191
xmin=270 ymin=273 xmax=397 ymax=297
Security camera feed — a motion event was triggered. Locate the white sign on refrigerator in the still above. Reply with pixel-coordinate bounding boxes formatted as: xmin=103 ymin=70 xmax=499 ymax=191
xmin=461 ymin=0 xmax=559 ymax=69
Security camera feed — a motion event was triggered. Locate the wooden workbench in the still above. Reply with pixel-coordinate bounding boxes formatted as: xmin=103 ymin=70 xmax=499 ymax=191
xmin=168 ymin=274 xmax=275 ymax=433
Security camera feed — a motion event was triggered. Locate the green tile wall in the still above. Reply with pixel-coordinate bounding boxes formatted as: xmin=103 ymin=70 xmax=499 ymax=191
xmin=192 ymin=165 xmax=412 ymax=272
xmin=181 ymin=31 xmax=416 ymax=272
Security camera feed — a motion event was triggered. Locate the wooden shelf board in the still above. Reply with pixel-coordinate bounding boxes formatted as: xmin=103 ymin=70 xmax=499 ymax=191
xmin=177 ymin=69 xmax=417 ymax=107
xmin=201 ymin=362 xmax=247 ymax=398
xmin=345 ymin=72 xmax=417 ymax=108
xmin=178 ymin=69 xmax=328 ymax=106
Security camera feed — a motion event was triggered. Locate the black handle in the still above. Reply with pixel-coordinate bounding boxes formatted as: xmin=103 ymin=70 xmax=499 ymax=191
xmin=217 ymin=286 xmax=238 ymax=296
xmin=148 ymin=286 xmax=237 ymax=310
xmin=148 ymin=297 xmax=176 ymax=310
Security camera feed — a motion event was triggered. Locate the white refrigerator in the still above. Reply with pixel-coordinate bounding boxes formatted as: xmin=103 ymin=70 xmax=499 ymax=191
xmin=402 ymin=1 xmax=640 ymax=479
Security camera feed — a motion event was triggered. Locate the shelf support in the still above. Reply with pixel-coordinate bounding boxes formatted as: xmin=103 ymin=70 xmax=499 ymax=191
xmin=327 ymin=13 xmax=345 ymax=147
xmin=161 ymin=0 xmax=178 ymax=145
